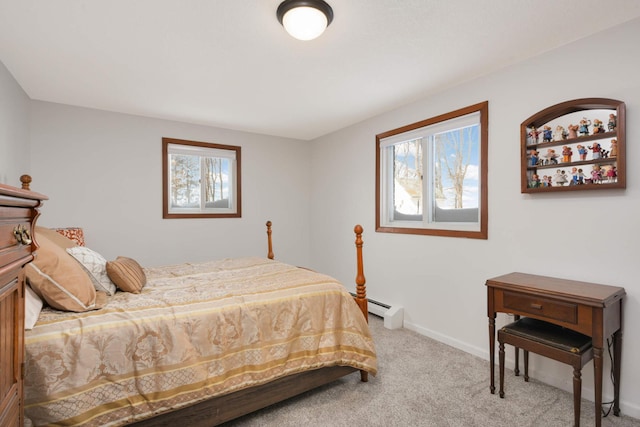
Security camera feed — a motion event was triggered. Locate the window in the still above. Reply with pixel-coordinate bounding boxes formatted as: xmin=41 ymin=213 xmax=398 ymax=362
xmin=162 ymin=137 xmax=241 ymax=219
xmin=376 ymin=101 xmax=488 ymax=238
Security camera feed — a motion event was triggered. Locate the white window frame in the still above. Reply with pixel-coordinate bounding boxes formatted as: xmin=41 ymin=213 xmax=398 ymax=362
xmin=162 ymin=138 xmax=241 ymax=219
xmin=376 ymin=102 xmax=488 ymax=239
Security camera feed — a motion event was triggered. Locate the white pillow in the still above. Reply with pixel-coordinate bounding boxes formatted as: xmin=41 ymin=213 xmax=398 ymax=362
xmin=25 ymin=285 xmax=43 ymax=330
xmin=66 ymin=247 xmax=117 ymax=296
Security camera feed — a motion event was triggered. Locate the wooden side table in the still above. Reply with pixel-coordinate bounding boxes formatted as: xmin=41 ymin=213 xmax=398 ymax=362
xmin=486 ymin=272 xmax=625 ymax=427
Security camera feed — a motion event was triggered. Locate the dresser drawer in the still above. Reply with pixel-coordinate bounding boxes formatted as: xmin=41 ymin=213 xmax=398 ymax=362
xmin=0 ymin=210 xmax=33 ymax=269
xmin=503 ymin=291 xmax=578 ymax=324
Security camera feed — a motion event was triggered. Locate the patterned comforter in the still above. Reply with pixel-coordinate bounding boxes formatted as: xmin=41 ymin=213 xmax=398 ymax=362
xmin=24 ymin=257 xmax=377 ymax=426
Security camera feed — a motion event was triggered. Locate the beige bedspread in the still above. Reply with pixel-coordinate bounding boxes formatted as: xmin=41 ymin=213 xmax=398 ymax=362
xmin=24 ymin=257 xmax=377 ymax=426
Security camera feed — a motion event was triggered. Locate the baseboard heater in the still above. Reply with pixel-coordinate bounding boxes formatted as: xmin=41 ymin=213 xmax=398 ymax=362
xmin=350 ymin=293 xmax=404 ymax=330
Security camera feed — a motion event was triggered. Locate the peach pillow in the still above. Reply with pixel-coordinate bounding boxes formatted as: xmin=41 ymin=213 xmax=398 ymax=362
xmin=35 ymin=226 xmax=78 ymax=249
xmin=25 ymin=234 xmax=105 ymax=312
xmin=106 ymin=257 xmax=147 ymax=293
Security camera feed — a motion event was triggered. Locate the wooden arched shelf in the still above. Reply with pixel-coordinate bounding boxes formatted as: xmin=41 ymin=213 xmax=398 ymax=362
xmin=520 ymin=98 xmax=625 ymax=193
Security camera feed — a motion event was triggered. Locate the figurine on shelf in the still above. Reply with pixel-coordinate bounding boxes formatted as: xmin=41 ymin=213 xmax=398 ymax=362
xmin=567 ymin=123 xmax=579 ymax=139
xmin=571 ymin=167 xmax=586 ymax=185
xmin=527 ymin=127 xmax=540 ymax=144
xmin=588 ymin=142 xmax=602 ymax=159
xmin=606 ymin=165 xmax=617 ymax=182
xmin=554 ymin=169 xmax=568 ymax=186
xmin=609 ymin=139 xmax=618 ymax=158
xmin=542 ymin=126 xmax=553 ymax=142
xmin=561 ymin=146 xmax=572 ymax=163
xmin=576 ymin=144 xmax=588 ymax=161
xmin=570 ymin=167 xmax=579 ymax=185
xmin=529 ymin=174 xmax=541 ymax=188
xmin=529 ymin=149 xmax=540 ymax=166
xmin=592 ymin=118 xmax=605 ymax=134
xmin=608 ymin=113 xmax=617 ymax=132
xmin=543 ymin=148 xmax=559 ymax=165
xmin=553 ymin=125 xmax=568 ymax=141
xmin=578 ymin=118 xmax=591 ymax=136
xmin=591 ymin=165 xmax=603 ymax=183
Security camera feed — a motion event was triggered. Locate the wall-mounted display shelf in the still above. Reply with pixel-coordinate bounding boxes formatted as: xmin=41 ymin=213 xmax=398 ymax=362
xmin=520 ymin=98 xmax=625 ymax=193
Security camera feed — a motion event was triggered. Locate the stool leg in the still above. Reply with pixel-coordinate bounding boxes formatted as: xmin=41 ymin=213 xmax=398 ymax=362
xmin=524 ymin=350 xmax=529 ymax=382
xmin=513 ymin=315 xmax=520 ymax=376
xmin=573 ymin=367 xmax=582 ymax=427
xmin=499 ymin=341 xmax=505 ymax=398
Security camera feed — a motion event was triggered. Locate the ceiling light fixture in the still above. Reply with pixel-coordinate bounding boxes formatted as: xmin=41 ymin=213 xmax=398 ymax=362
xmin=276 ymin=0 xmax=334 ymax=41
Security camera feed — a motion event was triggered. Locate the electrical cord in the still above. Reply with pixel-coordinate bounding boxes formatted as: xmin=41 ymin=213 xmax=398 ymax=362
xmin=601 ymin=337 xmax=615 ymax=417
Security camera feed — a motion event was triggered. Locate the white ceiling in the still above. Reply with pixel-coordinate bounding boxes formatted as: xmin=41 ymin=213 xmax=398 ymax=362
xmin=2 ymin=1 xmax=640 ymax=141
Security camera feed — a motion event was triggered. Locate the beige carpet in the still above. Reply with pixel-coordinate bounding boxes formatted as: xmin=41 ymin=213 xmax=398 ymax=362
xmin=222 ymin=316 xmax=640 ymax=426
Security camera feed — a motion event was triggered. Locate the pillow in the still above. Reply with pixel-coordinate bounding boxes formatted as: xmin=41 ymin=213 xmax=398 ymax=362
xmin=54 ymin=227 xmax=85 ymax=247
xmin=24 ymin=234 xmax=105 ymax=312
xmin=25 ymin=285 xmax=43 ymax=330
xmin=106 ymin=257 xmax=147 ymax=294
xmin=66 ymin=247 xmax=117 ymax=296
xmin=35 ymin=226 xmax=78 ymax=249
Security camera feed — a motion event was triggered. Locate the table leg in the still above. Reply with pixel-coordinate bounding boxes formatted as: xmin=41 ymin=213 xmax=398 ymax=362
xmin=613 ymin=329 xmax=622 ymax=416
xmin=489 ymin=317 xmax=495 ymax=394
xmin=594 ymin=346 xmax=603 ymax=427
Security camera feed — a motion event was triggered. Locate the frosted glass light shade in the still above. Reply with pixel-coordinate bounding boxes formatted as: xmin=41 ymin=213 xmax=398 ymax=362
xmin=282 ymin=7 xmax=328 ymax=41
xmin=277 ymin=0 xmax=334 ymax=41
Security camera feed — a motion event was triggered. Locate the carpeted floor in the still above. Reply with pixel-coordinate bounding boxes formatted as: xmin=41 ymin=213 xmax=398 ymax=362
xmin=223 ymin=316 xmax=640 ymax=426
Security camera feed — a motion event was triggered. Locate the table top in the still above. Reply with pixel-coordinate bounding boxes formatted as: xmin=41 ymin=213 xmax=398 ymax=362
xmin=486 ymin=272 xmax=626 ymax=308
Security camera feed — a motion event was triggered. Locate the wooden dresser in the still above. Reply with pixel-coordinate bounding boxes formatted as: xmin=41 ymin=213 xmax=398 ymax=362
xmin=0 ymin=181 xmax=47 ymax=426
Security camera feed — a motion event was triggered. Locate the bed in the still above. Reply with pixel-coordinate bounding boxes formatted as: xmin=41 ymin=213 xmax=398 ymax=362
xmin=19 ymin=179 xmax=376 ymax=427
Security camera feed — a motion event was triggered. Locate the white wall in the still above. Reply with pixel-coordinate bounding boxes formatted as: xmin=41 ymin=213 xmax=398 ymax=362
xmin=29 ymin=102 xmax=312 ymax=267
xmin=310 ymin=18 xmax=640 ymax=417
xmin=0 ymin=60 xmax=30 ymax=184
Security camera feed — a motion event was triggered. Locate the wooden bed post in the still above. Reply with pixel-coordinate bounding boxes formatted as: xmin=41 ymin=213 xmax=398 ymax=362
xmin=354 ymin=224 xmax=368 ymax=320
xmin=266 ymin=221 xmax=274 ymax=260
xmin=354 ymin=224 xmax=369 ymax=383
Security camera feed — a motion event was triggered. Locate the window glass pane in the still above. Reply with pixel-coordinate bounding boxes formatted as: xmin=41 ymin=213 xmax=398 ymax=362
xmin=393 ymin=140 xmax=423 ymax=220
xmin=432 ymin=124 xmax=479 ymax=222
xmin=170 ymin=153 xmax=201 ymax=208
xmin=203 ymin=157 xmax=230 ymax=209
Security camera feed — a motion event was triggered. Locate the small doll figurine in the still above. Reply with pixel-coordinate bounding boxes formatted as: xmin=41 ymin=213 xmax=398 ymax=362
xmin=577 ymin=168 xmax=586 ymax=184
xmin=530 ymin=174 xmax=541 ymax=188
xmin=609 ymin=139 xmax=618 ymax=158
xmin=570 ymin=167 xmax=579 ymax=185
xmin=561 ymin=145 xmax=572 ymax=163
xmin=529 ymin=149 xmax=539 ymax=166
xmin=608 ymin=113 xmax=617 ymax=132
xmin=592 ymin=118 xmax=604 ymax=134
xmin=542 ymin=125 xmax=552 ymax=142
xmin=588 ymin=142 xmax=602 ymax=159
xmin=606 ymin=165 xmax=617 ymax=182
xmin=546 ymin=175 xmax=552 ymax=187
xmin=544 ymin=148 xmax=558 ymax=165
xmin=527 ymin=127 xmax=540 ymax=144
xmin=578 ymin=118 xmax=591 ymax=136
xmin=567 ymin=123 xmax=579 ymax=139
xmin=554 ymin=169 xmax=568 ymax=186
xmin=576 ymin=144 xmax=588 ymax=161
xmin=553 ymin=125 xmax=567 ymax=140
xmin=591 ymin=165 xmax=603 ymax=183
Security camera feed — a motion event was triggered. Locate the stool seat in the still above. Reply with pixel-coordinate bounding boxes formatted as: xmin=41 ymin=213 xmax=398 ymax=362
xmin=498 ymin=317 xmax=594 ymax=427
xmin=501 ymin=317 xmax=592 ymax=353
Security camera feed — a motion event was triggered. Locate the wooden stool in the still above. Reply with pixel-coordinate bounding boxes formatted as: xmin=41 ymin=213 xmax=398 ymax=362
xmin=498 ymin=317 xmax=593 ymax=427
